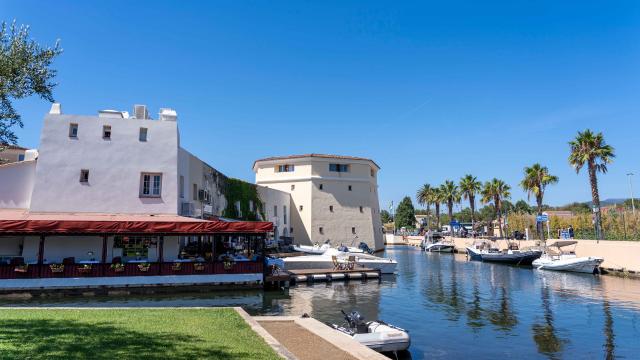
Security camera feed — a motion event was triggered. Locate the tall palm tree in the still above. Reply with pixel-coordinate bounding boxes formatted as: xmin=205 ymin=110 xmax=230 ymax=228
xmin=440 ymin=181 xmax=460 ymax=234
xmin=433 ymin=187 xmax=444 ymax=229
xmin=569 ymin=130 xmax=615 ymax=240
xmin=481 ymin=178 xmax=511 ymax=238
xmin=459 ymin=174 xmax=482 ymax=225
xmin=416 ymin=184 xmax=434 ymax=229
xmin=520 ymin=164 xmax=558 ymax=241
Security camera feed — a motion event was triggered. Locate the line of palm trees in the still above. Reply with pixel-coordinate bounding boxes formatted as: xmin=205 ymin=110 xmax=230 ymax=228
xmin=415 ymin=129 xmax=615 ymax=240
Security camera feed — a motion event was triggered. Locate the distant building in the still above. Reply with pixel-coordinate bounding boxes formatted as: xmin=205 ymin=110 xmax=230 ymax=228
xmin=544 ymin=210 xmax=574 ymax=218
xmin=253 ymin=154 xmax=384 ymax=251
xmin=0 ymin=144 xmax=28 ymax=164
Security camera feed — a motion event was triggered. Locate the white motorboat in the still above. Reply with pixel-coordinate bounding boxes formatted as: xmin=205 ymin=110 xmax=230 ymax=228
xmin=533 ymin=240 xmax=604 ymax=274
xmin=328 ymin=310 xmax=410 ymax=353
xmin=282 ymin=248 xmax=397 ymax=274
xmin=424 ymin=241 xmax=455 ymax=253
xmin=292 ymin=241 xmax=331 ymax=255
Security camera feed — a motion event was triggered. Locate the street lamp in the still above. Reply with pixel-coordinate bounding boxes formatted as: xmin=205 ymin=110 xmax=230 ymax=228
xmin=627 ymin=173 xmax=636 ymax=215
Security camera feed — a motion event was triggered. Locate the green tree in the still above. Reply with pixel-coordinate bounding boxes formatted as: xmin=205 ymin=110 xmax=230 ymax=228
xmin=514 ymin=200 xmax=532 ymax=214
xmin=569 ymin=129 xmax=615 ymax=240
xmin=395 ymin=196 xmax=416 ymax=229
xmin=380 ymin=210 xmax=392 ymax=224
xmin=433 ymin=187 xmax=445 ymax=229
xmin=1 ymin=21 xmax=62 ymax=146
xmin=481 ymin=178 xmax=511 ymax=238
xmin=520 ymin=163 xmax=559 ymax=241
xmin=459 ymin=174 xmax=482 ymax=224
xmin=440 ymin=180 xmax=460 ymax=227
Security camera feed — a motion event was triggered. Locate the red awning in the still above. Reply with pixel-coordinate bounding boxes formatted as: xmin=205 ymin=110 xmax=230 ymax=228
xmin=0 ymin=210 xmax=272 ymax=235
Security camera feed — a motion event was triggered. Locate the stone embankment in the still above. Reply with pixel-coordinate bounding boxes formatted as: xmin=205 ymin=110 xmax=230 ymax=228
xmin=400 ymin=235 xmax=640 ymax=275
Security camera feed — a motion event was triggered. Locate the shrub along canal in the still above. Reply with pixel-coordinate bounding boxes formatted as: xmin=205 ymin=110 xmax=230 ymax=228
xmin=2 ymin=246 xmax=639 ymax=359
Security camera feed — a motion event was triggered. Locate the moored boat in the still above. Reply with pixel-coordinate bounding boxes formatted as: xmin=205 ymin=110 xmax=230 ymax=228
xmin=282 ymin=248 xmax=397 ymax=274
xmin=328 ymin=310 xmax=410 ymax=353
xmin=533 ymin=240 xmax=604 ymax=274
xmin=292 ymin=241 xmax=331 ymax=255
xmin=467 ymin=241 xmax=541 ymax=265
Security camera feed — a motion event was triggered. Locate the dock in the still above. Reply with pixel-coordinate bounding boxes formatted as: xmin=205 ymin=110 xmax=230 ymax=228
xmin=265 ymin=267 xmax=382 ymax=289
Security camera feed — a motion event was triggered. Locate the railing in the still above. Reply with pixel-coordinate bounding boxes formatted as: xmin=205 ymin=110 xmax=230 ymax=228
xmin=0 ymin=261 xmax=263 ymax=280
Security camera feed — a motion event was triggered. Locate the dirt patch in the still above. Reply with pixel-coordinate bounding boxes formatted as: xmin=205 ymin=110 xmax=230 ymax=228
xmin=258 ymin=320 xmax=357 ymax=360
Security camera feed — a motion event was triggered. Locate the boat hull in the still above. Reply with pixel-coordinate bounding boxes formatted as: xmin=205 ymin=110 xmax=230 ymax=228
xmin=425 ymin=243 xmax=454 ymax=253
xmin=480 ymin=251 xmax=542 ymax=265
xmin=466 ymin=247 xmax=483 ymax=261
xmin=283 ymin=257 xmax=397 ymax=274
xmin=533 ymin=256 xmax=604 ymax=274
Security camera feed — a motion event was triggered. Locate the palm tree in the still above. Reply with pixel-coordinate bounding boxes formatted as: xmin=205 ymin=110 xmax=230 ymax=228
xmin=459 ymin=174 xmax=482 ymax=225
xmin=440 ymin=181 xmax=460 ymax=236
xmin=520 ymin=164 xmax=558 ymax=241
xmin=481 ymin=178 xmax=511 ymax=238
xmin=416 ymin=184 xmax=434 ymax=229
xmin=568 ymin=130 xmax=615 ymax=240
xmin=433 ymin=187 xmax=444 ymax=229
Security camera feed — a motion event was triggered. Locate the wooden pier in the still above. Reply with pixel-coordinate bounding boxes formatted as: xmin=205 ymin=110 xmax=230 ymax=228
xmin=265 ymin=267 xmax=382 ymax=290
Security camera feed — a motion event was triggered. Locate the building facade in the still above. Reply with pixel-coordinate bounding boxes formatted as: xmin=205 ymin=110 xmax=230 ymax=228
xmin=253 ymin=154 xmax=384 ymax=251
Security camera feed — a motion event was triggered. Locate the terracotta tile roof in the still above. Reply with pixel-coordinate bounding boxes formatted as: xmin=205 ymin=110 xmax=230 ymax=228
xmin=253 ymin=154 xmax=380 ymax=169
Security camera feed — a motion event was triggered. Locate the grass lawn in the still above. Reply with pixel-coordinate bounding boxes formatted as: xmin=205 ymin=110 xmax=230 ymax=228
xmin=0 ymin=308 xmax=280 ymax=360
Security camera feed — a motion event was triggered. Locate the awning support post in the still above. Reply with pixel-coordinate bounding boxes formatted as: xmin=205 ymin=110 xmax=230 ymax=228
xmin=158 ymin=235 xmax=164 ymax=275
xmin=37 ymin=235 xmax=45 ymax=278
xmin=101 ymin=235 xmax=108 ymax=276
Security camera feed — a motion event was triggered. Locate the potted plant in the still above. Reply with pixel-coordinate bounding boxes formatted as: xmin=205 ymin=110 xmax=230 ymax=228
xmin=50 ymin=264 xmax=64 ymax=273
xmin=193 ymin=263 xmax=205 ymax=271
xmin=137 ymin=263 xmax=151 ymax=272
xmin=78 ymin=264 xmax=93 ymax=274
xmin=110 ymin=263 xmax=125 ymax=273
xmin=14 ymin=264 xmax=28 ymax=273
xmin=171 ymin=262 xmax=182 ymax=271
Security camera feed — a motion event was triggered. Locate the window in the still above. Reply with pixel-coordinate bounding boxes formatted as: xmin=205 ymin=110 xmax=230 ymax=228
xmin=329 ymin=205 xmax=334 ymax=212
xmin=329 ymin=163 xmax=349 ymax=172
xmin=274 ymin=205 xmax=278 ymax=217
xmin=371 ymin=168 xmax=375 ymax=177
xmin=79 ymin=169 xmax=89 ymax=183
xmin=319 ymin=227 xmax=324 ymax=234
xmin=352 ymin=227 xmax=356 ymax=235
xmin=291 ymin=184 xmax=295 ymax=191
xmin=69 ymin=123 xmax=78 ymax=138
xmin=139 ymin=127 xmax=148 ymax=142
xmin=299 ymin=205 xmax=303 ymax=211
xmin=360 ymin=206 xmax=364 ymax=213
xmin=18 ymin=154 xmax=25 ymax=161
xmin=102 ymin=125 xmax=111 ymax=139
xmin=284 ymin=206 xmax=287 ymax=224
xmin=348 ymin=185 xmax=352 ymax=191
xmin=140 ymin=173 xmax=162 ymax=197
xmin=193 ymin=184 xmax=198 ymax=201
xmin=249 ymin=200 xmax=254 ymax=212
xmin=235 ymin=201 xmax=242 ymax=217
xmin=319 ymin=183 xmax=323 ymax=190
xmin=277 ymin=164 xmax=295 ymax=172
xmin=179 ymin=176 xmax=185 ymax=198
xmin=290 ymin=227 xmax=293 ymax=234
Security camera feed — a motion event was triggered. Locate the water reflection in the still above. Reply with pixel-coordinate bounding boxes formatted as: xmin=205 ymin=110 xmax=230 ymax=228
xmin=531 ymin=285 xmax=567 ymax=358
xmin=603 ymin=299 xmax=615 ymax=360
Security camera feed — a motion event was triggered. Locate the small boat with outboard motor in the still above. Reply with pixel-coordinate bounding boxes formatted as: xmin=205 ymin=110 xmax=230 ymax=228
xmin=532 ymin=240 xmax=604 ymax=274
xmin=282 ymin=247 xmax=398 ymax=274
xmin=327 ymin=310 xmax=410 ymax=353
xmin=466 ymin=240 xmax=542 ymax=265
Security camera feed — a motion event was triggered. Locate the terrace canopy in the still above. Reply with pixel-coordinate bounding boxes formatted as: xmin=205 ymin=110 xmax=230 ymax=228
xmin=0 ymin=209 xmax=272 ymax=235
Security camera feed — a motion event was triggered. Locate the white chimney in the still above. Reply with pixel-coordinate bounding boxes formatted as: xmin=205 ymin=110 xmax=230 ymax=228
xmin=49 ymin=103 xmax=62 ymax=114
xmin=24 ymin=149 xmax=39 ymax=161
xmin=159 ymin=108 xmax=178 ymax=122
xmin=134 ymin=104 xmax=149 ymax=119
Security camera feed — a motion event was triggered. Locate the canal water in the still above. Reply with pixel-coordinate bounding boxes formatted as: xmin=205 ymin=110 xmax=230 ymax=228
xmin=3 ymin=246 xmax=640 ymax=359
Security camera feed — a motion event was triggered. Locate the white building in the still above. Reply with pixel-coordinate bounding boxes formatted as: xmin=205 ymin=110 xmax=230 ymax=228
xmin=0 ymin=104 xmax=286 ymax=288
xmin=253 ymin=154 xmax=384 ymax=252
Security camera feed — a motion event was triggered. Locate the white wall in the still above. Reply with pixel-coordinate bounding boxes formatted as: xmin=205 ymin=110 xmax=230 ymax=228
xmin=30 ymin=113 xmax=179 ymax=214
xmin=0 ymin=160 xmax=36 ymax=209
xmin=257 ymin=185 xmax=291 ymax=239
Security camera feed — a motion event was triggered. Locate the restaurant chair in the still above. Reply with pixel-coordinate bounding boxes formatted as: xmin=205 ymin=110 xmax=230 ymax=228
xmin=347 ymin=255 xmax=356 ymax=270
xmin=62 ymin=257 xmax=75 ymax=265
xmin=112 ymin=256 xmax=122 ymax=264
xmin=10 ymin=257 xmax=25 ymax=266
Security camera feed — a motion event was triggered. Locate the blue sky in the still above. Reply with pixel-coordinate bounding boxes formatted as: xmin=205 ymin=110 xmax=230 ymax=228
xmin=3 ymin=1 xmax=639 ymax=209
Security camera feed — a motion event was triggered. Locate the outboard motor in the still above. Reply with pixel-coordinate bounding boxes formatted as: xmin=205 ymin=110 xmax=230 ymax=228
xmin=338 ymin=244 xmax=349 ymax=252
xmin=358 ymin=242 xmax=374 ymax=254
xmin=343 ymin=310 xmax=368 ymax=333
